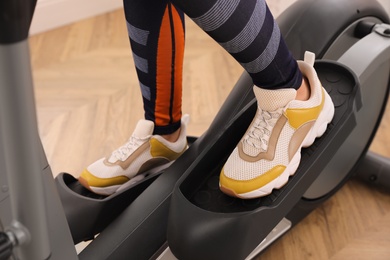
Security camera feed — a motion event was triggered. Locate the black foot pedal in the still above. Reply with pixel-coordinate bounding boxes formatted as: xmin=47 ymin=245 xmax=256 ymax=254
xmin=167 ymin=60 xmax=360 ymax=260
xmin=55 ymin=171 xmax=160 ymax=244
xmin=55 ymin=136 xmax=197 ymax=244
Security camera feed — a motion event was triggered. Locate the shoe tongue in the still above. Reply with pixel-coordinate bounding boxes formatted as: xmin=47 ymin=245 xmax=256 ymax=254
xmin=253 ymin=87 xmax=297 ymax=111
xmin=107 ymin=119 xmax=154 ymax=163
xmin=132 ymin=119 xmax=154 ymax=138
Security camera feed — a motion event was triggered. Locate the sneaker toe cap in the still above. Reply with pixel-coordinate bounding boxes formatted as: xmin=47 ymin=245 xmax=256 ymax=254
xmin=79 ymin=168 xmax=129 ymax=189
xmin=219 ymin=165 xmax=286 ymax=197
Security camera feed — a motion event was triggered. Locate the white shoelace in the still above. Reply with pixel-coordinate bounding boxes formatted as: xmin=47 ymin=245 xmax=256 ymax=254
xmin=243 ymin=108 xmax=282 ymax=151
xmin=111 ymin=135 xmax=151 ymax=161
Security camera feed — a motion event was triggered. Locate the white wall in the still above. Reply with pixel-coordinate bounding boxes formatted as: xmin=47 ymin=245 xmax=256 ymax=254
xmin=30 ymin=0 xmax=123 ymax=35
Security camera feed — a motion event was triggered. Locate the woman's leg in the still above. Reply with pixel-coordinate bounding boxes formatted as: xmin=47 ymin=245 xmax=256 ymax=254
xmin=124 ymin=0 xmax=185 ymax=135
xmin=171 ymin=0 xmax=301 ymax=90
xmin=79 ymin=0 xmax=189 ymax=195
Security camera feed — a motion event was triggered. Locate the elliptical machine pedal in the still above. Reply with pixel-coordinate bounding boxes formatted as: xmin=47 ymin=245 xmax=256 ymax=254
xmin=167 ymin=60 xmax=360 ymax=260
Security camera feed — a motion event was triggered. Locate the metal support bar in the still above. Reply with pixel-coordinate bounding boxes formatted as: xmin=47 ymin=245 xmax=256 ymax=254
xmin=0 ymin=41 xmax=51 ymax=259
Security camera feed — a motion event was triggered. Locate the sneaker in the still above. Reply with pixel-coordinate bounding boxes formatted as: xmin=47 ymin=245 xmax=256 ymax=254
xmin=79 ymin=114 xmax=190 ymax=195
xmin=219 ymin=52 xmax=334 ymax=199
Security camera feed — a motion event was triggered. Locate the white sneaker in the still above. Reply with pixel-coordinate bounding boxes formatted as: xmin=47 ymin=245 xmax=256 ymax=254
xmin=79 ymin=114 xmax=190 ymax=195
xmin=220 ymin=52 xmax=335 ymax=199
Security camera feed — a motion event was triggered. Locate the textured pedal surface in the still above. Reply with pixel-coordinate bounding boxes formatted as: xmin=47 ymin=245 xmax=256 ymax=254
xmin=181 ymin=61 xmax=359 ymax=213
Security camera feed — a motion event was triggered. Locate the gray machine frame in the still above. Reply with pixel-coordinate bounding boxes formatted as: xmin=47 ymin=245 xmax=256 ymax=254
xmin=1 ymin=0 xmax=390 ymax=259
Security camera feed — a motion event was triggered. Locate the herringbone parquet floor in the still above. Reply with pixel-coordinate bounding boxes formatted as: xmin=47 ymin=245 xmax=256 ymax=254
xmin=29 ymin=1 xmax=390 ymax=259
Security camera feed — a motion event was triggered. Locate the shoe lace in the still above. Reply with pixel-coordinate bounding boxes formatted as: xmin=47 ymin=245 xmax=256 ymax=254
xmin=243 ymin=108 xmax=282 ymax=151
xmin=112 ymin=135 xmax=151 ymax=161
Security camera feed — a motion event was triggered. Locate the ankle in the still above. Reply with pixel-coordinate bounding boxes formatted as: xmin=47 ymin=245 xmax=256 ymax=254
xmin=296 ymin=77 xmax=310 ymax=101
xmin=161 ymin=127 xmax=181 ymax=142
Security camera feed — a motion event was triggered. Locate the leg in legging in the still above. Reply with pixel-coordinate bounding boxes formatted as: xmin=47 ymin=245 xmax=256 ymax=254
xmin=171 ymin=0 xmax=301 ymax=90
xmin=170 ymin=0 xmax=335 ymax=198
xmin=124 ymin=0 xmax=185 ymax=136
xmin=78 ymin=0 xmax=189 ymax=195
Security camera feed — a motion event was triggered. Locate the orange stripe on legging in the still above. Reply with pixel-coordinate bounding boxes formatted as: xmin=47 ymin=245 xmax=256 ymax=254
xmin=155 ymin=4 xmax=184 ymax=127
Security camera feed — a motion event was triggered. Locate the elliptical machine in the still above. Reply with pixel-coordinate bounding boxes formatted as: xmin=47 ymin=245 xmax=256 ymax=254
xmin=0 ymin=0 xmax=390 ymax=259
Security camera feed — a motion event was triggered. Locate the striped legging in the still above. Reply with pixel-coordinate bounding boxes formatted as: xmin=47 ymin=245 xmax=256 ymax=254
xmin=123 ymin=0 xmax=302 ymax=135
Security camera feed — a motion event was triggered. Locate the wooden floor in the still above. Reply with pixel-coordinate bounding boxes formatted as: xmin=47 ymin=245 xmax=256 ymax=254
xmin=29 ymin=1 xmax=390 ymax=259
